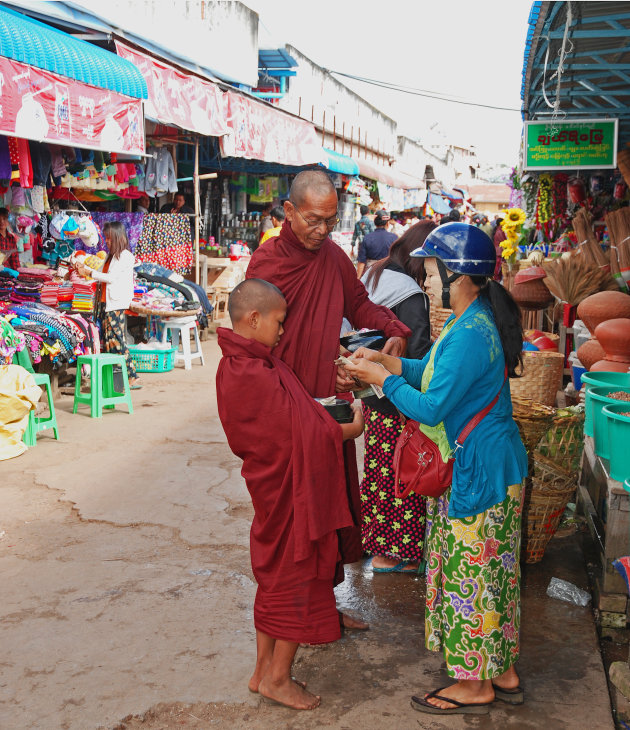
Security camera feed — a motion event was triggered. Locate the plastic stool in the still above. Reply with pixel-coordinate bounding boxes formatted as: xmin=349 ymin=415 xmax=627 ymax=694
xmin=12 ymin=348 xmax=35 ymax=373
xmin=161 ymin=317 xmax=205 ymax=370
xmin=72 ymin=354 xmax=133 ymax=418
xmin=23 ymin=410 xmax=37 ymax=447
xmin=33 ymin=372 xmax=60 ymax=440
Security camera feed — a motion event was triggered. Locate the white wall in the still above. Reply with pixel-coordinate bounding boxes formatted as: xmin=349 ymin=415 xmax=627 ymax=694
xmin=277 ymin=45 xmax=398 ymax=162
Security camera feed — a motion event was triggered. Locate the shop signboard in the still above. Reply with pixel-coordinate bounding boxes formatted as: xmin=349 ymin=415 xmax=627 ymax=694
xmin=524 ymin=119 xmax=618 ymax=170
xmin=0 ymin=55 xmax=144 ymax=155
xmin=116 ymin=43 xmax=228 ymax=138
xmin=219 ymin=91 xmax=325 ymax=167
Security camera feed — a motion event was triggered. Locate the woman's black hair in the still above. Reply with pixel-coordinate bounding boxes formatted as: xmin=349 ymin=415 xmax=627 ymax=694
xmin=471 ymin=276 xmax=523 ymax=378
xmin=364 ymin=220 xmax=437 ymax=290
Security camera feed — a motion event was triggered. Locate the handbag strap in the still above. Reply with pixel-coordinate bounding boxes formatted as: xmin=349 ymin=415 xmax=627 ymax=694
xmin=454 ymin=364 xmax=507 ymax=449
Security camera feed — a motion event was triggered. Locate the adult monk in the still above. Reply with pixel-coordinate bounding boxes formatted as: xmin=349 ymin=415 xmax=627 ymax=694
xmin=246 ymin=170 xmax=411 ymax=629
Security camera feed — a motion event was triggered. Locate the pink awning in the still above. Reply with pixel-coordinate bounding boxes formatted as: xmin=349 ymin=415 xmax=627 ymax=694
xmin=352 ymin=157 xmax=424 ymax=189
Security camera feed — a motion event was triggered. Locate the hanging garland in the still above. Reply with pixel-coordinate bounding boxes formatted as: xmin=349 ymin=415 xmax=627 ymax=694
xmin=552 ymin=172 xmax=569 ymax=232
xmin=536 ymin=174 xmax=553 ymax=237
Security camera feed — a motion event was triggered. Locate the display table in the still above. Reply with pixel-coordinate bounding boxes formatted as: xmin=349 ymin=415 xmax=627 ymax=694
xmin=578 ymin=435 xmax=629 ymax=624
xmin=208 ymin=259 xmax=249 ymax=320
xmin=199 ymin=256 xmax=231 ymax=292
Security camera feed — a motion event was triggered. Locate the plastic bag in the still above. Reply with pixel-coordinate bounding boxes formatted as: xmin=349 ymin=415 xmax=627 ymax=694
xmin=546 ymin=577 xmax=591 ymax=606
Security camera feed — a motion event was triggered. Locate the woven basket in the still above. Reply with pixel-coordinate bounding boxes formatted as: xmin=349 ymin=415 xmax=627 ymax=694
xmin=522 ymin=453 xmax=577 ymax=563
xmin=536 ymin=412 xmax=585 ymax=473
xmin=511 ymin=396 xmax=556 ymax=452
xmin=511 ymin=350 xmax=565 ymax=407
xmin=430 ymin=306 xmax=453 ymax=340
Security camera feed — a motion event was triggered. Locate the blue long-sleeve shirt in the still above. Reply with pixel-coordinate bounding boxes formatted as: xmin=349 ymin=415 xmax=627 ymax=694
xmin=382 ymin=297 xmax=527 ymax=518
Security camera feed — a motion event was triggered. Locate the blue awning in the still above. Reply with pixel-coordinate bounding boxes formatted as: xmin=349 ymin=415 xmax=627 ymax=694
xmin=258 ymin=48 xmax=297 ymax=70
xmin=320 ymin=148 xmax=360 ymax=175
xmin=428 ymin=192 xmax=453 ymax=215
xmin=0 ymin=5 xmax=147 ymax=98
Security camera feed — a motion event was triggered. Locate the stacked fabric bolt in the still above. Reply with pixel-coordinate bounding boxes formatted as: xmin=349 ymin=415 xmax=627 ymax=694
xmin=10 ymin=278 xmax=42 ymax=305
xmin=72 ymin=281 xmax=96 ymax=312
xmin=57 ymin=284 xmax=74 ymax=311
xmin=40 ymin=280 xmax=62 ymax=307
xmin=0 ymin=276 xmax=14 ymax=302
xmin=133 ymin=284 xmax=149 ymax=302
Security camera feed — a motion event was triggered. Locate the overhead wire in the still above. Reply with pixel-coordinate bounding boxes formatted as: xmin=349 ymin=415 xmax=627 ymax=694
xmin=328 ymin=69 xmax=522 ymax=112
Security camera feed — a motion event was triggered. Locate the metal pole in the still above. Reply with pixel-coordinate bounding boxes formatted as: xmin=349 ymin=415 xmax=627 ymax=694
xmin=194 ymin=137 xmax=200 ymax=285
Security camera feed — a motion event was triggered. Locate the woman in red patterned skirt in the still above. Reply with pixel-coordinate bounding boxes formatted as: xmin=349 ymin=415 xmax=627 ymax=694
xmin=358 ymin=221 xmax=435 ymax=572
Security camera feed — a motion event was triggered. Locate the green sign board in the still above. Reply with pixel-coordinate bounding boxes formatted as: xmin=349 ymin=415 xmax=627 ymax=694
xmin=524 ymin=118 xmax=618 ymax=170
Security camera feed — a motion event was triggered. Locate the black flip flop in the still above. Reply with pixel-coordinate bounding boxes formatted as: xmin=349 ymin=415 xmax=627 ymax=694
xmin=493 ymin=683 xmax=524 ymax=705
xmin=411 ymin=688 xmax=491 ymax=715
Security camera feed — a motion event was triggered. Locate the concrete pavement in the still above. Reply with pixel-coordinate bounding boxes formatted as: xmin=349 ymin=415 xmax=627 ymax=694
xmin=0 ymin=333 xmax=615 ymax=729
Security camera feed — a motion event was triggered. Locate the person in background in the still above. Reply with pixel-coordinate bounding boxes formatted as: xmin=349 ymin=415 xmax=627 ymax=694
xmin=493 ymin=216 xmax=506 ymax=281
xmin=480 ymin=215 xmax=494 ymax=239
xmin=160 ymin=192 xmax=194 ymax=215
xmin=356 ymin=209 xmax=397 ymax=279
xmin=344 ymin=223 xmax=528 ymax=717
xmin=136 ymin=194 xmax=151 ymax=214
xmin=439 ymin=209 xmax=461 ymax=226
xmin=259 ymin=206 xmax=285 ymax=245
xmin=75 ymin=221 xmax=141 ymax=389
xmin=359 ymin=220 xmax=436 ymax=573
xmin=388 ymin=215 xmax=406 ymax=237
xmin=351 ymin=204 xmax=375 ymax=259
xmin=258 ymin=203 xmax=274 ymax=241
xmin=0 ymin=208 xmax=19 ymax=270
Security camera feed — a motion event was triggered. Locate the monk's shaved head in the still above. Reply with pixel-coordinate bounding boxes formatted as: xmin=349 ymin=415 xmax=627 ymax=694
xmin=228 ymin=279 xmax=286 ymax=323
xmin=289 ymin=170 xmax=336 ymax=207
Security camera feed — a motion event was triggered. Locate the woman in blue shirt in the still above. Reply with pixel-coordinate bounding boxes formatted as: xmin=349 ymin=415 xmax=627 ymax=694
xmin=345 ymin=223 xmax=528 ymax=717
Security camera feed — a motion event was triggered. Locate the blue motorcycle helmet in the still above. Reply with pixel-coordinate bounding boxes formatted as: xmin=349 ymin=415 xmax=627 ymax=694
xmin=411 ymin=222 xmax=497 ymax=308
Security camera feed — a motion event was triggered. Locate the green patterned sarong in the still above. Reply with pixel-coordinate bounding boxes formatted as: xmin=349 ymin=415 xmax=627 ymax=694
xmin=424 ymin=483 xmax=523 ymax=679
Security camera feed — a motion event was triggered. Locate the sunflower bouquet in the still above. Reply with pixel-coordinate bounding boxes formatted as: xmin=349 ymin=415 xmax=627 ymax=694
xmin=499 ymin=207 xmax=527 ymax=262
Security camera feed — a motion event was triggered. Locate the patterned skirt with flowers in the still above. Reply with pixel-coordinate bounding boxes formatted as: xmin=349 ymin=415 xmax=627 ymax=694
xmin=360 ymin=404 xmax=426 ymax=563
xmin=424 ymin=482 xmax=524 ymax=679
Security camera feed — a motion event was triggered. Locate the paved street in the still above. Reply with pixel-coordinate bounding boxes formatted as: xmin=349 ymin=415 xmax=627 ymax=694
xmin=0 ymin=333 xmax=615 ymax=729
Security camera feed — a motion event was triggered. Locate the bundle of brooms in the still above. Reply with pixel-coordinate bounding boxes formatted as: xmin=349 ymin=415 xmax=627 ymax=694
xmin=542 ymin=252 xmax=616 ymax=306
xmin=604 ymin=208 xmax=630 ymax=292
xmin=573 ymin=207 xmax=609 ymax=269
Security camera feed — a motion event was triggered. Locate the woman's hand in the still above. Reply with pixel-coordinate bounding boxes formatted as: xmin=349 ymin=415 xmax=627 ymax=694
xmin=340 ymin=402 xmax=365 ymax=441
xmin=351 ymin=346 xmax=383 ymax=363
xmin=344 ymin=357 xmax=390 ymax=387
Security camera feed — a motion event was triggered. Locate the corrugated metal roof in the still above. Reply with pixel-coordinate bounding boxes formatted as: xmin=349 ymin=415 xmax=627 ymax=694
xmin=522 ymin=1 xmax=630 ymax=142
xmin=0 ymin=5 xmax=147 ymax=98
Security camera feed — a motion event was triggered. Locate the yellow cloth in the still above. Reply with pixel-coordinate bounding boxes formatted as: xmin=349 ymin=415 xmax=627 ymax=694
xmin=260 ymin=226 xmax=282 ymax=245
xmin=0 ymin=365 xmax=42 ymax=461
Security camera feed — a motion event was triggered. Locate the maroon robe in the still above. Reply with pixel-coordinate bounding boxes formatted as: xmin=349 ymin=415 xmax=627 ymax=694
xmin=247 ymin=220 xmax=411 ymax=563
xmin=216 ymin=327 xmax=353 ymax=644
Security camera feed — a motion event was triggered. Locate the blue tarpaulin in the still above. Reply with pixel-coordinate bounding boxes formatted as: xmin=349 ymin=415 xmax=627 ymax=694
xmin=428 ymin=192 xmax=452 ymax=215
xmin=321 ymin=148 xmax=360 ymax=175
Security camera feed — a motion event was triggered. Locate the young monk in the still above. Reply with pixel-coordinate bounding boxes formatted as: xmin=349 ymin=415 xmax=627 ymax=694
xmin=216 ymin=278 xmax=364 ymax=710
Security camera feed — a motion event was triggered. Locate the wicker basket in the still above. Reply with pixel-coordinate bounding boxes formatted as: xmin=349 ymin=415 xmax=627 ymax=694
xmin=536 ymin=412 xmax=585 ymax=473
xmin=430 ymin=306 xmax=453 ymax=340
xmin=511 ymin=350 xmax=565 ymax=407
xmin=511 ymin=396 xmax=556 ymax=452
xmin=522 ymin=453 xmax=577 ymax=563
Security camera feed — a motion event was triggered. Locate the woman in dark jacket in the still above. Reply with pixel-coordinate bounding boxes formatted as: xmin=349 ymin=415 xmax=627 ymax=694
xmin=358 ymin=221 xmax=436 ymax=573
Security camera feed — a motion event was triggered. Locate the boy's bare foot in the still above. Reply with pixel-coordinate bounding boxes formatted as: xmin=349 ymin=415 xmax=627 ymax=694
xmin=339 ymin=611 xmax=369 ymax=630
xmin=249 ymin=675 xmax=307 ymax=693
xmin=258 ymin=676 xmax=320 ymax=710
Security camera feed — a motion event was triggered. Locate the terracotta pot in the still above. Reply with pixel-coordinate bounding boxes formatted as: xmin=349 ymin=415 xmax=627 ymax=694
xmin=577 ymin=337 xmax=606 ymax=371
xmin=595 ymin=318 xmax=630 ymax=363
xmin=577 ymin=291 xmax=630 ymax=334
xmin=591 ymin=359 xmax=630 ymax=373
xmin=511 ymin=279 xmax=554 ymax=310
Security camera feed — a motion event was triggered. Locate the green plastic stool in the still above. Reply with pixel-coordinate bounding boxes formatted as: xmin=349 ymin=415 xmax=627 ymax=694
xmin=33 ymin=372 xmax=60 ymax=440
xmin=12 ymin=348 xmax=35 ymax=373
xmin=23 ymin=410 xmax=37 ymax=447
xmin=72 ymin=354 xmax=133 ymax=418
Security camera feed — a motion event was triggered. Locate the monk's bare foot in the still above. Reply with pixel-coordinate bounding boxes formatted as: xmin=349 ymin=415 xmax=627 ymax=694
xmin=371 ymin=556 xmax=419 ymax=572
xmin=339 ymin=611 xmax=369 ymax=630
xmin=492 ymin=665 xmax=520 ymax=691
xmin=249 ymin=675 xmax=306 ymax=693
xmin=258 ymin=676 xmax=320 ymax=710
xmin=424 ymin=682 xmax=494 ymax=710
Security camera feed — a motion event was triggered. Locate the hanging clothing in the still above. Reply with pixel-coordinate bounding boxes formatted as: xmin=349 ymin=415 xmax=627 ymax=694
xmin=91 ymin=212 xmax=144 ymax=253
xmin=216 ymin=327 xmax=353 ymax=644
xmin=143 ymin=147 xmax=177 ymax=197
xmin=135 ymin=213 xmax=193 ymax=274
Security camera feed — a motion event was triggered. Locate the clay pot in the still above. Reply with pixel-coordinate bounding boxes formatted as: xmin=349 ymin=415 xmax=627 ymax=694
xmin=577 ymin=337 xmax=606 ymax=371
xmin=577 ymin=291 xmax=630 ymax=335
xmin=595 ymin=318 xmax=630 ymax=363
xmin=591 ymin=359 xmax=630 ymax=373
xmin=511 ymin=278 xmax=554 ymax=310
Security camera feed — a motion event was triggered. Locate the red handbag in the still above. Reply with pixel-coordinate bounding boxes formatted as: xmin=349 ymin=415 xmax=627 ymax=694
xmin=392 ymin=367 xmax=507 ymax=499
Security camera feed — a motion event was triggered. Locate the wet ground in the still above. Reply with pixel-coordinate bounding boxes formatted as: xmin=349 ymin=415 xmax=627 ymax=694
xmin=0 ymin=332 xmax=615 ymax=729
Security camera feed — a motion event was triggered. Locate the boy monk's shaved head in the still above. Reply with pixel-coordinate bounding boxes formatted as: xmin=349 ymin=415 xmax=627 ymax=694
xmin=228 ymin=279 xmax=286 ymax=323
